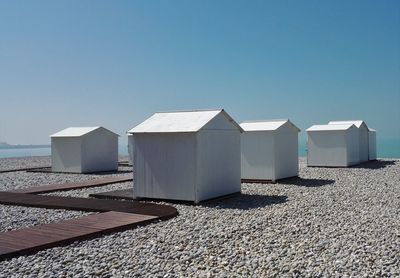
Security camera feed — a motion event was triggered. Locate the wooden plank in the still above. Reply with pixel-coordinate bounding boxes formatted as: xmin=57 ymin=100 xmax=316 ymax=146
xmin=13 ymin=228 xmax=75 ymax=242
xmin=0 ymin=161 xmax=130 ymax=174
xmin=0 ymin=246 xmax=17 ymax=254
xmin=65 ymin=214 xmax=154 ymax=230
xmin=0 ymin=192 xmax=178 ymax=220
xmin=0 ymin=166 xmax=50 ymax=174
xmin=35 ymin=222 xmax=99 ymax=236
xmin=0 ymin=213 xmax=154 ymax=250
xmin=0 ymin=233 xmax=68 ymax=248
xmin=0 ymin=212 xmax=157 ymax=260
xmin=26 ymin=167 xmax=132 ymax=175
xmin=9 ymin=176 xmax=133 ymax=194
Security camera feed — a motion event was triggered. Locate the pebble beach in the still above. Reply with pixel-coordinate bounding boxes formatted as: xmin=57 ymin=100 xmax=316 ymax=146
xmin=0 ymin=156 xmax=399 ymax=277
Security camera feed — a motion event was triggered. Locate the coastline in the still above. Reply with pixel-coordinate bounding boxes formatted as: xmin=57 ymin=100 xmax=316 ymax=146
xmin=1 ymin=138 xmax=399 ymax=159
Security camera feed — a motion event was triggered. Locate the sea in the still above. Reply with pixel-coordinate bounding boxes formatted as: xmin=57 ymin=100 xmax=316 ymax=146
xmin=0 ymin=139 xmax=399 ymax=159
xmin=0 ymin=145 xmax=130 ymax=159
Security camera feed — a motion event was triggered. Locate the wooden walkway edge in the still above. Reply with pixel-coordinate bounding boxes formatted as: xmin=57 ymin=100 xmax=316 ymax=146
xmin=0 ymin=192 xmax=177 ymax=219
xmin=0 ymin=211 xmax=157 ymax=260
xmin=9 ymin=176 xmax=133 ymax=194
xmin=0 ymin=192 xmax=178 ymax=261
xmin=0 ymin=166 xmax=50 ymax=174
xmin=26 ymin=167 xmax=132 ymax=175
xmin=0 ymin=168 xmax=178 ymax=261
xmin=0 ymin=160 xmax=130 ymax=174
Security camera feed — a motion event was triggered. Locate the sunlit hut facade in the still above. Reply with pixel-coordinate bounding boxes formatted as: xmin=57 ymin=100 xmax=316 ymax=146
xmin=240 ymin=119 xmax=300 ymax=182
xmin=306 ymin=124 xmax=360 ymax=167
xmin=51 ymin=127 xmax=119 ymax=173
xmin=328 ymin=120 xmax=369 ymax=163
xmin=128 ymin=109 xmax=243 ymax=203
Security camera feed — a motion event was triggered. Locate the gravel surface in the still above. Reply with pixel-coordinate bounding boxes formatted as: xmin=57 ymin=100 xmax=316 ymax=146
xmin=44 ymin=182 xmax=133 ymax=198
xmin=0 ymin=156 xmax=50 ymax=171
xmin=0 ymin=167 xmax=131 ymax=192
xmin=0 ymin=206 xmax=92 ymax=233
xmin=0 ymin=156 xmax=132 ymax=192
xmin=0 ymin=156 xmax=130 ymax=234
xmin=0 ymin=157 xmax=399 ymax=277
xmin=0 ymin=156 xmax=129 ymax=172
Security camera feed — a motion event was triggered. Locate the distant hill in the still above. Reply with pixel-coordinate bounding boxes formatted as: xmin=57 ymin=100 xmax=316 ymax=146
xmin=0 ymin=142 xmax=11 ymax=147
xmin=0 ymin=142 xmax=50 ymax=149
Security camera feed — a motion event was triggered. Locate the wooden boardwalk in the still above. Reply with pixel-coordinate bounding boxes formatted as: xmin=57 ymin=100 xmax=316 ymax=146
xmin=0 ymin=192 xmax=177 ymax=219
xmin=0 ymin=166 xmax=50 ymax=174
xmin=0 ymin=168 xmax=177 ymax=260
xmin=0 ymin=160 xmax=129 ymax=174
xmin=9 ymin=176 xmax=133 ymax=194
xmin=0 ymin=192 xmax=177 ymax=260
xmin=0 ymin=211 xmax=157 ymax=260
xmin=26 ymin=167 xmax=132 ymax=175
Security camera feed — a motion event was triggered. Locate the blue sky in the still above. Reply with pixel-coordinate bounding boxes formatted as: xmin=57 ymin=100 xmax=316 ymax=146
xmin=0 ymin=0 xmax=399 ymax=145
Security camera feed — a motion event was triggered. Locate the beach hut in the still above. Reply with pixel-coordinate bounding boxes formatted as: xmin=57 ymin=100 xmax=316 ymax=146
xmin=306 ymin=124 xmax=360 ymax=167
xmin=368 ymin=128 xmax=377 ymax=160
xmin=240 ymin=119 xmax=300 ymax=182
xmin=128 ymin=109 xmax=243 ymax=203
xmin=51 ymin=127 xmax=119 ymax=173
xmin=328 ymin=120 xmax=369 ymax=163
xmin=127 ymin=134 xmax=134 ymax=166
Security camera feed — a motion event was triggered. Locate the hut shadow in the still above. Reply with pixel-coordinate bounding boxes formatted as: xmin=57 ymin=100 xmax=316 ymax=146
xmin=350 ymin=160 xmax=396 ymax=169
xmin=91 ymin=190 xmax=287 ymax=209
xmin=277 ymin=177 xmax=335 ymax=187
xmin=201 ymin=193 xmax=287 ymax=210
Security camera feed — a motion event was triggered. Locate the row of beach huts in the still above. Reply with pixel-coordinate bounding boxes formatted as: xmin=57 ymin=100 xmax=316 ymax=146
xmin=50 ymin=109 xmax=377 ymax=203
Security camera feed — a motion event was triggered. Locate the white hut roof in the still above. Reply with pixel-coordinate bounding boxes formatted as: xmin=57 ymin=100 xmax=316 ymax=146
xmin=128 ymin=109 xmax=243 ymax=133
xmin=368 ymin=128 xmax=376 ymax=132
xmin=328 ymin=120 xmax=367 ymax=129
xmin=306 ymin=124 xmax=355 ymax=132
xmin=240 ymin=119 xmax=300 ymax=132
xmin=51 ymin=127 xmax=119 ymax=137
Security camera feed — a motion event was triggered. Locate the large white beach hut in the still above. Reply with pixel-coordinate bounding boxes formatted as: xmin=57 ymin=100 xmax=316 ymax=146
xmin=329 ymin=120 xmax=369 ymax=163
xmin=306 ymin=124 xmax=360 ymax=167
xmin=240 ymin=119 xmax=300 ymax=182
xmin=128 ymin=109 xmax=243 ymax=203
xmin=127 ymin=134 xmax=134 ymax=166
xmin=51 ymin=127 xmax=119 ymax=173
xmin=368 ymin=128 xmax=377 ymax=160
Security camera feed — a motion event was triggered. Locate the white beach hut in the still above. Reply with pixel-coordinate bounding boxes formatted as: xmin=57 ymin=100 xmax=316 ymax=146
xmin=240 ymin=119 xmax=300 ymax=182
xmin=306 ymin=124 xmax=360 ymax=167
xmin=368 ymin=128 xmax=377 ymax=160
xmin=128 ymin=109 xmax=243 ymax=203
xmin=328 ymin=120 xmax=369 ymax=163
xmin=127 ymin=134 xmax=134 ymax=166
xmin=51 ymin=127 xmax=119 ymax=173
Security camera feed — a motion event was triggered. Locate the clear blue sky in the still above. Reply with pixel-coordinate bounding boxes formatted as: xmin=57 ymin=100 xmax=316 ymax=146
xmin=0 ymin=0 xmax=399 ymax=145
